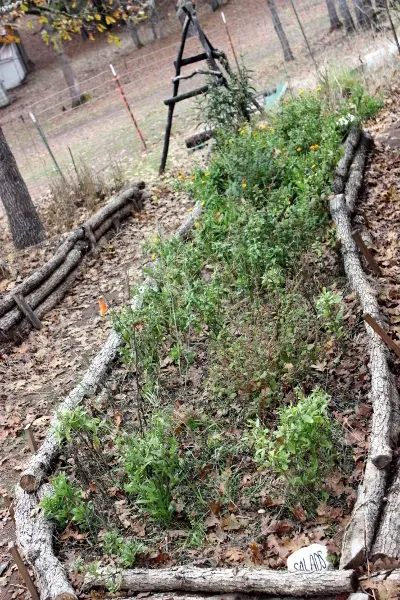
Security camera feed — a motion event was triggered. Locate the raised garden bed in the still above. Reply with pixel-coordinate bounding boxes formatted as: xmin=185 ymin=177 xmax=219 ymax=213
xmin=8 ymin=80 xmax=400 ymax=600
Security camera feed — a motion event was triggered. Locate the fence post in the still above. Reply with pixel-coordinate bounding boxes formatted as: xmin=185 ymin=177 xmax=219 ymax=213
xmin=29 ymin=112 xmax=65 ymax=180
xmin=109 ymin=64 xmax=147 ymax=151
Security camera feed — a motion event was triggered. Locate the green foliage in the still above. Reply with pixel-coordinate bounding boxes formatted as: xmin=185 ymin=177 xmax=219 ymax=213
xmin=117 ymin=414 xmax=182 ymax=524
xmin=246 ymin=388 xmax=336 ymax=501
xmin=102 ymin=530 xmax=147 ymax=567
xmin=54 ymin=407 xmax=104 ymax=447
xmin=40 ymin=473 xmax=93 ymax=531
xmin=316 ymin=287 xmax=345 ymax=338
xmin=198 ymin=64 xmax=256 ymax=130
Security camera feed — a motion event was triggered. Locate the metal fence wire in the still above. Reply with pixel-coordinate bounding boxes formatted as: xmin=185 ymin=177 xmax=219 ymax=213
xmin=2 ymin=0 xmax=395 ymax=200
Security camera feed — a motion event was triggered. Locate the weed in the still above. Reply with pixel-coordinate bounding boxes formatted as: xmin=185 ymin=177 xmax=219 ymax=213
xmin=316 ymin=287 xmax=345 ymax=338
xmin=117 ymin=413 xmax=183 ymax=524
xmin=54 ymin=407 xmax=104 ymax=447
xmin=246 ymin=388 xmax=336 ymax=507
xmin=102 ymin=530 xmax=146 ymax=567
xmin=40 ymin=472 xmax=94 ymax=531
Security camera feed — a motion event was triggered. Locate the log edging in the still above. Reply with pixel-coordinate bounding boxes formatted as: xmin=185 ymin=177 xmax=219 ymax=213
xmin=329 ymin=128 xmax=400 ymax=569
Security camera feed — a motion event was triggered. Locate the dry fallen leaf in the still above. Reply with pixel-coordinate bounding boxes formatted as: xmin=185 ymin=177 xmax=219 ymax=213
xmin=98 ymin=297 xmax=108 ymax=316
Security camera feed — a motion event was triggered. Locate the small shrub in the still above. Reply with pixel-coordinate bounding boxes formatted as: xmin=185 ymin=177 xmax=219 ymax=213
xmin=117 ymin=413 xmax=183 ymax=524
xmin=316 ymin=287 xmax=344 ymax=338
xmin=41 ymin=472 xmax=93 ymax=531
xmin=102 ymin=530 xmax=146 ymax=567
xmin=54 ymin=407 xmax=104 ymax=447
xmin=246 ymin=388 xmax=336 ymax=503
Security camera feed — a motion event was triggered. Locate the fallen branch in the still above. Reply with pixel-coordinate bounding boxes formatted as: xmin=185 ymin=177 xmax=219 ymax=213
xmin=110 ymin=594 xmax=339 ymax=600
xmin=345 ymin=130 xmax=372 ymax=214
xmin=83 ymin=182 xmax=144 ymax=232
xmin=371 ymin=460 xmax=400 ymax=562
xmin=14 ymin=484 xmax=77 ymax=600
xmin=18 ymin=202 xmax=203 ymax=493
xmin=84 ymin=566 xmax=358 ymax=597
xmin=332 ymin=127 xmax=361 ymax=195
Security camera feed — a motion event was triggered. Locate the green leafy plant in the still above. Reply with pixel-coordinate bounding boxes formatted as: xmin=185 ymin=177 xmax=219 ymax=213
xmin=316 ymin=287 xmax=344 ymax=338
xmin=246 ymin=388 xmax=336 ymax=501
xmin=102 ymin=530 xmax=146 ymax=567
xmin=117 ymin=413 xmax=183 ymax=524
xmin=54 ymin=407 xmax=104 ymax=447
xmin=40 ymin=472 xmax=93 ymax=531
xmin=198 ymin=63 xmax=256 ymax=131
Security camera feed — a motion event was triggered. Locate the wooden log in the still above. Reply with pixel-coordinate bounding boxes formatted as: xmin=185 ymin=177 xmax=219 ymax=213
xmin=83 ymin=182 xmax=144 ymax=232
xmin=14 ymin=484 xmax=77 ymax=600
xmin=93 ymin=201 xmax=139 ymax=242
xmin=18 ymin=202 xmax=202 ymax=492
xmin=113 ymin=594 xmax=337 ymax=600
xmin=12 ymin=293 xmax=42 ymax=330
xmin=0 ymin=248 xmax=83 ymax=333
xmin=164 ymin=85 xmax=209 ymax=106
xmin=332 ymin=127 xmax=361 ymax=194
xmin=361 ymin=569 xmax=400 ymax=598
xmin=84 ymin=566 xmax=358 ymax=596
xmin=185 ymin=130 xmax=215 ymax=149
xmin=371 ymin=461 xmax=400 ymax=562
xmin=0 ymin=228 xmax=84 ymax=318
xmin=11 ymin=265 xmax=82 ymax=343
xmin=345 ymin=130 xmax=372 ymax=214
xmin=330 ymin=193 xmax=396 ymax=469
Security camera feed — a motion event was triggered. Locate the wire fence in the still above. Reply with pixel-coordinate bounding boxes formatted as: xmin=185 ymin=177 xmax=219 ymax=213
xmin=2 ymin=0 xmax=396 ymax=200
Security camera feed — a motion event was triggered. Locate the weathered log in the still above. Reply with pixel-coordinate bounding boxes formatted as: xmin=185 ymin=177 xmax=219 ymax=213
xmin=345 ymin=130 xmax=372 ymax=214
xmin=10 ymin=266 xmax=82 ymax=343
xmin=14 ymin=484 xmax=77 ymax=600
xmin=332 ymin=127 xmax=361 ymax=194
xmin=93 ymin=202 xmax=139 ymax=242
xmin=19 ymin=327 xmax=121 ymax=492
xmin=340 ymin=460 xmax=387 ymax=568
xmin=0 ymin=228 xmax=84 ymax=318
xmin=112 ymin=595 xmax=337 ymax=600
xmin=18 ymin=201 xmax=202 ymax=492
xmin=84 ymin=182 xmax=145 ymax=232
xmin=0 ymin=248 xmax=83 ymax=333
xmin=185 ymin=130 xmax=215 ymax=149
xmin=330 ymin=193 xmax=397 ymax=468
xmin=84 ymin=566 xmax=358 ymax=596
xmin=371 ymin=461 xmax=400 ymax=562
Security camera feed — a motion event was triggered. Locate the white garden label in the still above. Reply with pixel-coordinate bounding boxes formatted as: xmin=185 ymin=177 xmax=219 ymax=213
xmin=287 ymin=543 xmax=332 ymax=572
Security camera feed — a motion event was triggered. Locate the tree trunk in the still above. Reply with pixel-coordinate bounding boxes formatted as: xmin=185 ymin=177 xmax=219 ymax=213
xmin=339 ymin=0 xmax=356 ymax=31
xmin=332 ymin=127 xmax=361 ymax=194
xmin=325 ymin=0 xmax=343 ymax=30
xmin=55 ymin=42 xmax=84 ymax=107
xmin=129 ymin=21 xmax=143 ymax=49
xmin=84 ymin=566 xmax=358 ymax=596
xmin=0 ymin=127 xmax=46 ymax=250
xmin=345 ymin=130 xmax=371 ymax=213
xmin=266 ymin=0 xmax=295 ymax=61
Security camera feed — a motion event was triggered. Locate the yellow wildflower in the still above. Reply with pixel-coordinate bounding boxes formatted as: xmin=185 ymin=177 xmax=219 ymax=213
xmin=205 ymin=172 xmax=210 ymax=177
xmin=297 ymin=147 xmax=302 ymax=152
xmin=299 ymin=90 xmax=304 ymax=95
xmin=311 ymin=164 xmax=316 ymax=169
xmin=316 ymin=86 xmax=321 ymax=92
xmin=151 ymin=253 xmax=156 ymax=260
xmin=258 ymin=123 xmax=266 ymax=130
xmin=152 ymin=236 xmax=158 ymax=243
xmin=253 ymin=132 xmax=258 ymax=137
xmin=190 ymin=175 xmax=195 ymax=181
xmin=202 ymin=180 xmax=206 ymax=184
xmin=242 ymin=182 xmax=247 ymax=189
xmin=178 ymin=174 xmax=184 ymax=180
xmin=309 ymin=144 xmax=319 ymax=151
xmin=195 ymin=222 xmax=200 ymax=228
xmin=201 ymin=201 xmax=205 ymax=206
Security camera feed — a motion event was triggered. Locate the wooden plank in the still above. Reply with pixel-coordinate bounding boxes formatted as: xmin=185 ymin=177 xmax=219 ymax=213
xmin=364 ymin=313 xmax=400 ymax=359
xmin=12 ymin=293 xmax=42 ymax=330
xmin=164 ymin=84 xmax=209 ymax=106
xmin=24 ymin=424 xmax=38 ymax=453
xmin=9 ymin=543 xmax=40 ymax=600
xmin=352 ymin=230 xmax=382 ymax=276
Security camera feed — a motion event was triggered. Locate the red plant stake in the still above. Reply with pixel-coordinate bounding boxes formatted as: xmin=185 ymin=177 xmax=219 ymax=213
xmin=110 ymin=64 xmax=147 ymax=151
